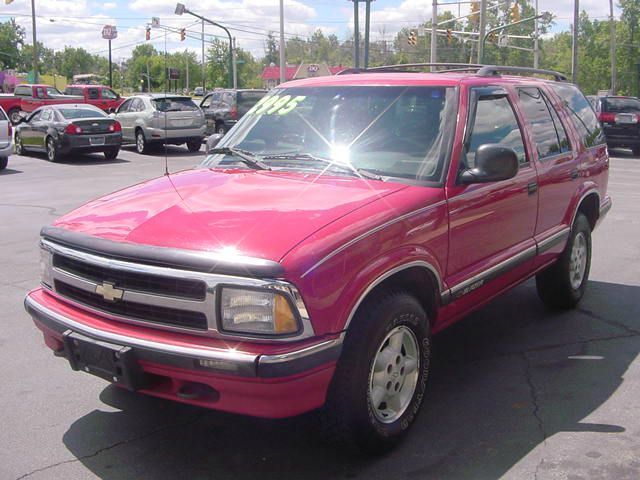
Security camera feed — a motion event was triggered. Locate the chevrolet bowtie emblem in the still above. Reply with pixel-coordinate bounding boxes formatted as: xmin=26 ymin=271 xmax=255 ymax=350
xmin=95 ymin=282 xmax=124 ymax=302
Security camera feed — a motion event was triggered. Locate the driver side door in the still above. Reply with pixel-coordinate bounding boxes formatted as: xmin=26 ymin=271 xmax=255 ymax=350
xmin=115 ymin=98 xmax=134 ymax=141
xmin=444 ymin=86 xmax=538 ymax=311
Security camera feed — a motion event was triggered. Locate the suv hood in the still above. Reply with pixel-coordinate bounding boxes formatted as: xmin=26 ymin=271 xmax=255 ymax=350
xmin=53 ymin=168 xmax=408 ymax=262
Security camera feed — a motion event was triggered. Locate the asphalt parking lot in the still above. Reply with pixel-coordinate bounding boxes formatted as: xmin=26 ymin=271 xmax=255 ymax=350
xmin=1 ymin=147 xmax=639 ymax=480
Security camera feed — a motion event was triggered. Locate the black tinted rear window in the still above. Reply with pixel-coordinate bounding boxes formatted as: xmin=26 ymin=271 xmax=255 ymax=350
xmin=551 ymin=84 xmax=605 ymax=148
xmin=602 ymin=97 xmax=640 ymax=113
xmin=237 ymin=91 xmax=266 ymax=108
xmin=58 ymin=108 xmax=106 ymax=119
xmin=152 ymin=98 xmax=198 ymax=112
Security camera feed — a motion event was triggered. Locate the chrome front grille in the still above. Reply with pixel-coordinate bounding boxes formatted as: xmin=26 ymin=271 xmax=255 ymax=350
xmin=39 ymin=238 xmax=315 ymax=341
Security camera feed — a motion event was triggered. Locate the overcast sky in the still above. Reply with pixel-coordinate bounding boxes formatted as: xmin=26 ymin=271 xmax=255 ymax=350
xmin=0 ymin=0 xmax=622 ymax=62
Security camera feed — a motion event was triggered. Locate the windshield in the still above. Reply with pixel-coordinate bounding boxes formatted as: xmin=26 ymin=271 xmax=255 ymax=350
xmin=603 ymin=97 xmax=640 ymax=113
xmin=153 ymin=97 xmax=199 ymax=112
xmin=59 ymin=108 xmax=106 ymax=119
xmin=200 ymin=86 xmax=456 ymax=182
xmin=47 ymin=87 xmax=63 ymax=96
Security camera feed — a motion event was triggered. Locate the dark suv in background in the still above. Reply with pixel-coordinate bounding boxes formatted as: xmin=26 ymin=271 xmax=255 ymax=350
xmin=200 ymin=89 xmax=267 ymax=135
xmin=593 ymin=95 xmax=640 ymax=155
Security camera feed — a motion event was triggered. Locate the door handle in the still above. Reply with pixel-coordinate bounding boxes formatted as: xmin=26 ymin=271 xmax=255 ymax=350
xmin=527 ymin=182 xmax=538 ymax=195
xmin=570 ymin=169 xmax=579 ymax=180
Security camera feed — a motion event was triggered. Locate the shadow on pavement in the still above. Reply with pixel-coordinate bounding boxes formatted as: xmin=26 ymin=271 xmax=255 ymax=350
xmin=0 ymin=167 xmax=22 ymax=175
xmin=122 ymin=144 xmax=203 ymax=158
xmin=62 ymin=280 xmax=640 ymax=479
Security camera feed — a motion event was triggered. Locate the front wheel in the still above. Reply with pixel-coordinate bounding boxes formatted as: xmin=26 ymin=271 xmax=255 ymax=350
xmin=14 ymin=133 xmax=24 ymax=155
xmin=104 ymin=148 xmax=119 ymax=160
xmin=135 ymin=130 xmax=148 ymax=154
xmin=186 ymin=138 xmax=201 ymax=152
xmin=321 ymin=291 xmax=431 ymax=453
xmin=536 ymin=213 xmax=592 ymax=309
xmin=46 ymin=137 xmax=60 ymax=162
xmin=8 ymin=108 xmax=22 ymax=125
xmin=216 ymin=123 xmax=227 ymax=135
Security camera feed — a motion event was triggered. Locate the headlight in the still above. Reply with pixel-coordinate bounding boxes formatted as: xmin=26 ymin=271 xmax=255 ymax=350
xmin=219 ymin=286 xmax=300 ymax=336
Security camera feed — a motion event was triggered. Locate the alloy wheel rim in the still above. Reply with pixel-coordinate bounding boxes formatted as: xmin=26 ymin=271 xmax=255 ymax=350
xmin=47 ymin=139 xmax=55 ymax=160
xmin=569 ymin=232 xmax=587 ymax=290
xmin=368 ymin=325 xmax=420 ymax=424
xmin=15 ymin=135 xmax=21 ymax=154
xmin=137 ymin=134 xmax=144 ymax=152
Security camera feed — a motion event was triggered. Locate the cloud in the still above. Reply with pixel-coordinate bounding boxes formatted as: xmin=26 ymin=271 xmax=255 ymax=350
xmin=102 ymin=2 xmax=117 ymax=9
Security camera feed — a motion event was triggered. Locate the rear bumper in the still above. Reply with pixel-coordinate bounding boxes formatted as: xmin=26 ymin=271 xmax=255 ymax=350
xmin=0 ymin=142 xmax=12 ymax=157
xmin=24 ymin=289 xmax=341 ymax=418
xmin=146 ymin=125 xmax=205 ymax=143
xmin=60 ymin=133 xmax=122 ymax=153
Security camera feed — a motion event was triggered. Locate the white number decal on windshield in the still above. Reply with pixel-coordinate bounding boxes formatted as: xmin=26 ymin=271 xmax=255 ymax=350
xmin=249 ymin=95 xmax=306 ymax=116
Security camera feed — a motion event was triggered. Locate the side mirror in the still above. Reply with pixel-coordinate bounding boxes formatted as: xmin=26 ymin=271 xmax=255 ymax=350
xmin=108 ymin=112 xmax=116 ymax=118
xmin=459 ymin=144 xmax=519 ymax=184
xmin=206 ymin=134 xmax=224 ymax=153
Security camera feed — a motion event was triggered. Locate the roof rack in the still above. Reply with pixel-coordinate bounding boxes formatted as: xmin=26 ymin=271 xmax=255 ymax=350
xmin=337 ymin=63 xmax=568 ymax=82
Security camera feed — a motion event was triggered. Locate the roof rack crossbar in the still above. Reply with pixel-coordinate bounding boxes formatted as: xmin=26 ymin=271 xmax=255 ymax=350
xmin=477 ymin=65 xmax=567 ymax=82
xmin=336 ymin=63 xmax=485 ymax=75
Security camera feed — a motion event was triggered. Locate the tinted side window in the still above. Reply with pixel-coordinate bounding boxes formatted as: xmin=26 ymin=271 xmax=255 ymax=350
xmin=102 ymin=88 xmax=118 ymax=100
xmin=551 ymin=84 xmax=605 ymax=148
xmin=14 ymin=86 xmax=31 ymax=96
xmin=542 ymin=93 xmax=570 ymax=154
xmin=464 ymin=94 xmax=526 ymax=168
xmin=88 ymin=88 xmax=100 ymax=100
xmin=518 ymin=87 xmax=569 ymax=159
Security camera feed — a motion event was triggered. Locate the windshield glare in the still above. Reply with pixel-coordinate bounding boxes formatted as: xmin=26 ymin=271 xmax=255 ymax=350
xmin=200 ymin=86 xmax=456 ymax=182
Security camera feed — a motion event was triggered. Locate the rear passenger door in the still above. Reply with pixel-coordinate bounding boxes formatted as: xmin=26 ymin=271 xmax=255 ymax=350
xmin=516 ymin=86 xmax=576 ymax=262
xmin=115 ymin=98 xmax=134 ymax=141
xmin=446 ymin=86 xmax=538 ymax=303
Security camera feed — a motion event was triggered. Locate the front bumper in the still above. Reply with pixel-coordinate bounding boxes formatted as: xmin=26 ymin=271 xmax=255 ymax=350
xmin=25 ymin=289 xmax=342 ymax=418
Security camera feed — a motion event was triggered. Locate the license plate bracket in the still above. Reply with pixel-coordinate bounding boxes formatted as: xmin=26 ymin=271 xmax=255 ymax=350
xmin=90 ymin=136 xmax=105 ymax=145
xmin=63 ymin=330 xmax=146 ymax=391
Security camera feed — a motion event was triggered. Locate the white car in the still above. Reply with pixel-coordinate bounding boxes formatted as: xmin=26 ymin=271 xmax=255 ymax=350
xmin=0 ymin=106 xmax=12 ymax=170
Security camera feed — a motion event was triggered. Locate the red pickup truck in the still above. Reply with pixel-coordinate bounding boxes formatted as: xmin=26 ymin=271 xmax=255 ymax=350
xmin=24 ymin=65 xmax=611 ymax=452
xmin=63 ymin=85 xmax=125 ymax=113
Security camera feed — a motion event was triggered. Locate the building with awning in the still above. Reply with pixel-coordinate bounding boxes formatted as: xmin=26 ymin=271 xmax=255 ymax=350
xmin=261 ymin=63 xmax=347 ymax=89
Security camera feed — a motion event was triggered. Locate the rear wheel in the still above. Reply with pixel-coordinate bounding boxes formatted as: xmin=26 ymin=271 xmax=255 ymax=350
xmin=0 ymin=156 xmax=7 ymax=170
xmin=46 ymin=136 xmax=60 ymax=162
xmin=104 ymin=148 xmax=119 ymax=160
xmin=321 ymin=291 xmax=431 ymax=453
xmin=135 ymin=130 xmax=148 ymax=154
xmin=216 ymin=123 xmax=227 ymax=135
xmin=536 ymin=213 xmax=592 ymax=309
xmin=186 ymin=138 xmax=201 ymax=152
xmin=8 ymin=108 xmax=21 ymax=125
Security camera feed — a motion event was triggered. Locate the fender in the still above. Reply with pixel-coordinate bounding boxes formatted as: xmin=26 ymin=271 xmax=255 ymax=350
xmin=567 ymin=184 xmax=600 ymax=228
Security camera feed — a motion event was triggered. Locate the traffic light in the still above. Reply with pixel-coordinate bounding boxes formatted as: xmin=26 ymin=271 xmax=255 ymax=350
xmin=511 ymin=1 xmax=521 ymax=22
xmin=145 ymin=27 xmax=151 ymax=41
xmin=407 ymin=30 xmax=417 ymax=46
xmin=446 ymin=29 xmax=453 ymax=44
xmin=180 ymin=28 xmax=186 ymax=41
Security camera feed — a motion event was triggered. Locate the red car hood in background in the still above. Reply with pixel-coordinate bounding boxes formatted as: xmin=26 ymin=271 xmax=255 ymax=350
xmin=54 ymin=168 xmax=408 ymax=262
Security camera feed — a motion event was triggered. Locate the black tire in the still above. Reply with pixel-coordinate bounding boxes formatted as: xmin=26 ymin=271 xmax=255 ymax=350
xmin=104 ymin=148 xmax=119 ymax=160
xmin=321 ymin=290 xmax=431 ymax=453
xmin=8 ymin=108 xmax=22 ymax=125
xmin=536 ymin=213 xmax=592 ymax=309
xmin=45 ymin=136 xmax=60 ymax=162
xmin=135 ymin=129 xmax=148 ymax=154
xmin=186 ymin=138 xmax=201 ymax=152
xmin=0 ymin=156 xmax=7 ymax=170
xmin=632 ymin=146 xmax=640 ymax=157
xmin=14 ymin=133 xmax=23 ymax=155
xmin=216 ymin=123 xmax=227 ymax=135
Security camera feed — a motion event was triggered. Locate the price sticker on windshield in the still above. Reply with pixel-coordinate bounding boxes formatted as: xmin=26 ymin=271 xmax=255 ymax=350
xmin=249 ymin=95 xmax=307 ymax=116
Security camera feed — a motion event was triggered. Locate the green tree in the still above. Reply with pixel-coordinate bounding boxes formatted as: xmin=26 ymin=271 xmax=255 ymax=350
xmin=0 ymin=19 xmax=24 ymax=69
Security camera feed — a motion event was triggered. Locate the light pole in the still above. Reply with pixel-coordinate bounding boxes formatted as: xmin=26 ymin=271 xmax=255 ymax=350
xmin=279 ymin=0 xmax=285 ymax=84
xmin=175 ymin=3 xmax=234 ymax=89
xmin=30 ymin=0 xmax=38 ymax=82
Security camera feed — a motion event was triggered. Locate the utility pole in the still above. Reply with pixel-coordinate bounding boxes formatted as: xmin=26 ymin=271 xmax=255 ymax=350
xmin=30 ymin=0 xmax=38 ymax=82
xmin=610 ymin=0 xmax=616 ymax=94
xmin=232 ymin=37 xmax=238 ymax=88
xmin=534 ymin=0 xmax=539 ymax=68
xmin=201 ymin=19 xmax=205 ymax=92
xmin=477 ymin=0 xmax=487 ymax=64
xmin=279 ymin=0 xmax=286 ymax=84
xmin=364 ymin=0 xmax=373 ymax=68
xmin=431 ymin=0 xmax=437 ymax=69
xmin=186 ymin=53 xmax=189 ymax=92
xmin=352 ymin=0 xmax=360 ymax=68
xmin=572 ymin=0 xmax=579 ymax=83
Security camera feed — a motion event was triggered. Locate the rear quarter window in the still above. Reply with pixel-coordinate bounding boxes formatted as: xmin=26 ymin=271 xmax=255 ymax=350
xmin=551 ymin=84 xmax=605 ymax=148
xmin=0 ymin=109 xmax=7 ymax=121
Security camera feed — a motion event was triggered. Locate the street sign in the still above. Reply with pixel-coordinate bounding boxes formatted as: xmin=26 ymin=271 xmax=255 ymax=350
xmin=417 ymin=25 xmax=425 ymax=36
xmin=166 ymin=68 xmax=180 ymax=80
xmin=498 ymin=34 xmax=509 ymax=48
xmin=102 ymin=25 xmax=118 ymax=40
xmin=151 ymin=17 xmax=160 ymax=28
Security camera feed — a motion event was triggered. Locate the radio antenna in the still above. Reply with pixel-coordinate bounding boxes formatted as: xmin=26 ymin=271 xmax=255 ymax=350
xmin=163 ymin=28 xmax=169 ymax=176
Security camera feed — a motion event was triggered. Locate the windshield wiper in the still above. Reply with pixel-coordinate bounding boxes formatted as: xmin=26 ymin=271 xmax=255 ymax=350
xmin=262 ymin=153 xmax=383 ymax=181
xmin=208 ymin=147 xmax=271 ymax=171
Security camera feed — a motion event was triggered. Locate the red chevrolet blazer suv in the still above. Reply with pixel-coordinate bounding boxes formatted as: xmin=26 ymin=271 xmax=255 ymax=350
xmin=25 ymin=64 xmax=611 ymax=452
